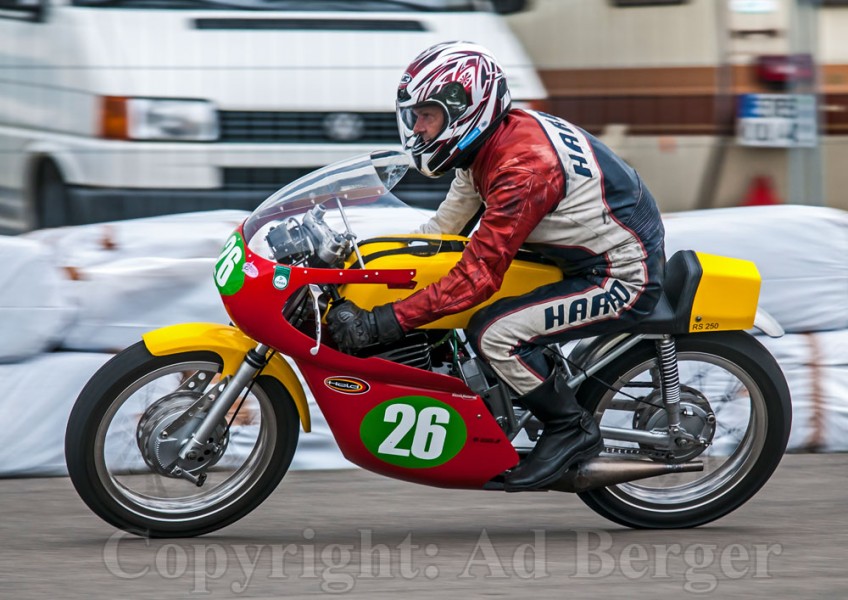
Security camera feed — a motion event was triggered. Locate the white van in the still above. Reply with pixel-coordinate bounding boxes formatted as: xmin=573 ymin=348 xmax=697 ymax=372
xmin=0 ymin=0 xmax=546 ymax=232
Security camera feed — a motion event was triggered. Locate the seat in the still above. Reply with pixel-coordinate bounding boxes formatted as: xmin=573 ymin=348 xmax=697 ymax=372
xmin=628 ymin=250 xmax=703 ymax=335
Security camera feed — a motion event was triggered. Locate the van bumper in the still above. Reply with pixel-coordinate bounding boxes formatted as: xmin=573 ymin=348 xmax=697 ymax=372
xmin=66 ymin=186 xmax=269 ymax=225
xmin=66 ymin=178 xmax=447 ymax=225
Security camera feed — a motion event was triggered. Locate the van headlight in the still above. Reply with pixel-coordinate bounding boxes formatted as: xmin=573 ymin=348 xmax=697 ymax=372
xmin=100 ymin=97 xmax=219 ymax=141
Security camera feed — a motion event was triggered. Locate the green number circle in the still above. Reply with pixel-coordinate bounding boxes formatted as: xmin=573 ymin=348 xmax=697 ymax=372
xmin=360 ymin=396 xmax=467 ymax=468
xmin=214 ymin=233 xmax=246 ymax=296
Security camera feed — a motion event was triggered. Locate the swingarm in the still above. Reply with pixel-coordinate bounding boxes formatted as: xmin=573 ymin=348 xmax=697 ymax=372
xmin=507 ymin=333 xmax=708 ymax=458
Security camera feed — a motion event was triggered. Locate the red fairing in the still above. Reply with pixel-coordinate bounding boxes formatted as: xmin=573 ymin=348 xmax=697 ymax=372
xmin=220 ymin=223 xmax=519 ymax=488
xmin=296 ymin=362 xmax=519 ymax=488
xmin=393 ymin=111 xmax=566 ymax=330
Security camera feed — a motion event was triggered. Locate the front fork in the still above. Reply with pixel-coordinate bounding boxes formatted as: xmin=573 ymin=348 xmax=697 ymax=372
xmin=172 ymin=344 xmax=270 ymax=485
xmin=173 ymin=285 xmax=331 ymax=486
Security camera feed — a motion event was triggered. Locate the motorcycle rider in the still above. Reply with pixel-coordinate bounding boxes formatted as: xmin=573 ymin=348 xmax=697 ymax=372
xmin=326 ymin=41 xmax=666 ymax=491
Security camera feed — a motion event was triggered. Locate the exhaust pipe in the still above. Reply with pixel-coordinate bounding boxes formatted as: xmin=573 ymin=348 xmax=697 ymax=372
xmin=547 ymin=458 xmax=704 ymax=493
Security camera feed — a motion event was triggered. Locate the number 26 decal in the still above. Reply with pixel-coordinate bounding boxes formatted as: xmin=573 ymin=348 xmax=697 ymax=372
xmin=214 ymin=233 xmax=246 ymax=296
xmin=360 ymin=397 xmax=467 ymax=468
xmin=379 ymin=404 xmax=449 ymax=460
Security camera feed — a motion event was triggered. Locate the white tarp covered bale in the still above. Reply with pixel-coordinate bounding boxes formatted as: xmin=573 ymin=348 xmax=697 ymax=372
xmin=664 ymin=205 xmax=848 ymax=333
xmin=0 ymin=236 xmax=76 ymax=362
xmin=22 ymin=211 xmax=248 ymax=352
xmin=0 ymin=352 xmax=111 ymax=476
xmin=759 ymin=330 xmax=848 ymax=452
xmin=23 ymin=210 xmax=250 ymax=268
xmin=51 ymin=256 xmax=231 ymax=352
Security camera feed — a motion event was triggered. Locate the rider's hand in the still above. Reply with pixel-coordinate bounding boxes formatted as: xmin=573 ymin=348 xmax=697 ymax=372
xmin=326 ymin=300 xmax=404 ymax=352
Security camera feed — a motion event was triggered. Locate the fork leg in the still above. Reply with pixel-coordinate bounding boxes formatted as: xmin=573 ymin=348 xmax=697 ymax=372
xmin=177 ymin=344 xmax=269 ymax=461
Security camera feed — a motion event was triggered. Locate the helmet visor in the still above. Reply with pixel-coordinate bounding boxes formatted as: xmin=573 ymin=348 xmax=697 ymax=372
xmin=397 ymin=102 xmax=448 ymax=155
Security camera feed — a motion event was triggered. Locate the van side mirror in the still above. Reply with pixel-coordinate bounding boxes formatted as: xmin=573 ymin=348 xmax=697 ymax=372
xmin=489 ymin=0 xmax=528 ymax=15
xmin=0 ymin=0 xmax=46 ymax=22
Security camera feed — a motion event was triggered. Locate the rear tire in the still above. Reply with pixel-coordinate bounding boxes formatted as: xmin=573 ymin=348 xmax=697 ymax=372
xmin=65 ymin=342 xmax=300 ymax=538
xmin=575 ymin=331 xmax=791 ymax=529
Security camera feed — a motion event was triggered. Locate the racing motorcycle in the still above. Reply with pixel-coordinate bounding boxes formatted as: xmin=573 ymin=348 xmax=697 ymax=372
xmin=65 ymin=151 xmax=792 ymax=538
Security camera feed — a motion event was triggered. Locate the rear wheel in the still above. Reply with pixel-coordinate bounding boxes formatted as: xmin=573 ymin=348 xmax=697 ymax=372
xmin=65 ymin=342 xmax=300 ymax=538
xmin=576 ymin=331 xmax=791 ymax=529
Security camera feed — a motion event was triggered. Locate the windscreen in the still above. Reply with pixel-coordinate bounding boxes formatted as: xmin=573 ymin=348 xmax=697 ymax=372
xmin=243 ymin=150 xmax=442 ymax=265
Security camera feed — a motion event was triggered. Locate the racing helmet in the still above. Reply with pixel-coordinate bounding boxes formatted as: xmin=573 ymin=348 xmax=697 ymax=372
xmin=396 ymin=41 xmax=512 ymax=178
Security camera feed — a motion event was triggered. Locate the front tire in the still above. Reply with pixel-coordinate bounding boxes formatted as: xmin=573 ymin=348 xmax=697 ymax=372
xmin=576 ymin=331 xmax=791 ymax=529
xmin=65 ymin=342 xmax=300 ymax=538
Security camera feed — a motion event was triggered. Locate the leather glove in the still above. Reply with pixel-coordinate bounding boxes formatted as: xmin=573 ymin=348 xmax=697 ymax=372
xmin=325 ymin=300 xmax=404 ymax=353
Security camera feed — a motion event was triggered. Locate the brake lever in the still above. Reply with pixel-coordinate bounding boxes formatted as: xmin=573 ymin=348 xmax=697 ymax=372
xmin=307 ymin=284 xmax=323 ymax=356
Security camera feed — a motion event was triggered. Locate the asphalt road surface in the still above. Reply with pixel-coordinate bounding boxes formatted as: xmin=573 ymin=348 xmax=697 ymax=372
xmin=2 ymin=454 xmax=846 ymax=599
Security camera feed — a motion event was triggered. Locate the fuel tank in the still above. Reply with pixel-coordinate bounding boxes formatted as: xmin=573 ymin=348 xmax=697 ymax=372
xmin=339 ymin=234 xmax=562 ymax=329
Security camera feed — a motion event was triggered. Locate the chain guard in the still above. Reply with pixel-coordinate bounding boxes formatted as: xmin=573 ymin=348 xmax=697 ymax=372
xmin=603 ymin=445 xmax=671 ymax=460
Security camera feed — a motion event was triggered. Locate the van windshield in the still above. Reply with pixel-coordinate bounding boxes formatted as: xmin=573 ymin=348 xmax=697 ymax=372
xmin=72 ymin=0 xmax=483 ymax=10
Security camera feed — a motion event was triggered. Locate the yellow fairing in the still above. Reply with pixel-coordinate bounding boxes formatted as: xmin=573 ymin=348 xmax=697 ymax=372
xmin=341 ymin=235 xmax=563 ymax=329
xmin=690 ymin=252 xmax=761 ymax=333
xmin=143 ymin=323 xmax=311 ymax=432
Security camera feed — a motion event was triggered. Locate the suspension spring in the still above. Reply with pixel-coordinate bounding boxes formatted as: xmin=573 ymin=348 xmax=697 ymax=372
xmin=655 ymin=336 xmax=683 ymax=437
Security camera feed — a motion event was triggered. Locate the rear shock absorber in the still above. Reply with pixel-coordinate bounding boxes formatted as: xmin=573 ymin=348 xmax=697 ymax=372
xmin=655 ymin=335 xmax=682 ymax=450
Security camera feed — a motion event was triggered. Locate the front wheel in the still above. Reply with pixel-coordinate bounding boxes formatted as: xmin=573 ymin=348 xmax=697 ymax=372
xmin=575 ymin=331 xmax=791 ymax=529
xmin=65 ymin=342 xmax=300 ymax=538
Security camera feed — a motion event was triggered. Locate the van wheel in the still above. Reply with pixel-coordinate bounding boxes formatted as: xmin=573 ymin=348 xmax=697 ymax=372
xmin=36 ymin=160 xmax=69 ymax=228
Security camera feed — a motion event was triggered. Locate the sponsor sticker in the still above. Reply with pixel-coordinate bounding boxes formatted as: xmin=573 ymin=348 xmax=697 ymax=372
xmin=360 ymin=396 xmax=466 ymax=468
xmin=242 ymin=262 xmax=259 ymax=278
xmin=324 ymin=377 xmax=371 ymax=395
xmin=273 ymin=265 xmax=291 ymax=290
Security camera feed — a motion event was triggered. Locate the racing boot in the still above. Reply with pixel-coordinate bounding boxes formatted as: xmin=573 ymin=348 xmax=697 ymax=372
xmin=504 ymin=368 xmax=603 ymax=491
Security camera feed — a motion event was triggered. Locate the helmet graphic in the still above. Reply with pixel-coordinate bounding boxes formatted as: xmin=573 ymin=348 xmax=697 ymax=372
xmin=396 ymin=41 xmax=512 ymax=178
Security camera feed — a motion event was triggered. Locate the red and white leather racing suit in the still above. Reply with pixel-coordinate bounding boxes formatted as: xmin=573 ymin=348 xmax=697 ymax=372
xmin=392 ymin=109 xmax=666 ymax=395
